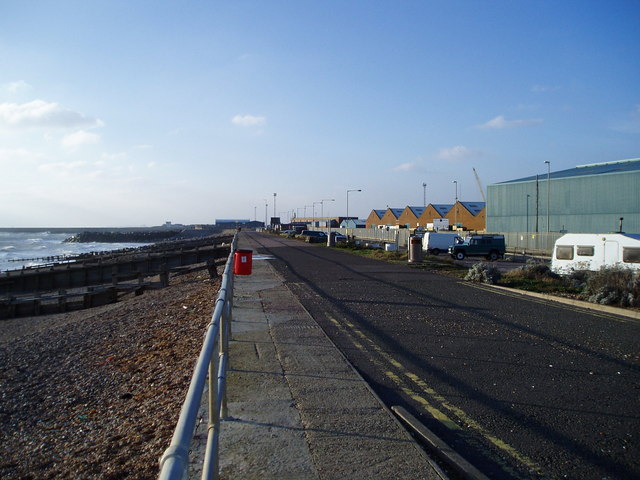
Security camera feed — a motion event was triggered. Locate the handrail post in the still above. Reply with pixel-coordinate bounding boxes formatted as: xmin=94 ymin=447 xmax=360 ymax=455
xmin=158 ymin=232 xmax=240 ymax=480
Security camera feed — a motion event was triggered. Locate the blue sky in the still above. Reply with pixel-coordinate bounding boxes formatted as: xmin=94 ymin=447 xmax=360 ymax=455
xmin=1 ymin=1 xmax=638 ymax=227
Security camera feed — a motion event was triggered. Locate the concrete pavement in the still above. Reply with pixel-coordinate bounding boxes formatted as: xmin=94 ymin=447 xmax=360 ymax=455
xmin=213 ymin=235 xmax=446 ymax=480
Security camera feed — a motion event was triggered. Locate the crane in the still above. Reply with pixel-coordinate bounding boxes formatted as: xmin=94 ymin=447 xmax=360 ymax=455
xmin=472 ymin=167 xmax=486 ymax=202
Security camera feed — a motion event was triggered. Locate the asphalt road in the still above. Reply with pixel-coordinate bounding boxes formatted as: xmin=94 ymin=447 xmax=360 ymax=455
xmin=246 ymin=232 xmax=640 ymax=480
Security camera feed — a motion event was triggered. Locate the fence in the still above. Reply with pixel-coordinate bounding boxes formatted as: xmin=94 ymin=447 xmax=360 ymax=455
xmin=318 ymin=228 xmax=561 ymax=257
xmin=158 ymin=235 xmax=237 ymax=480
xmin=496 ymin=232 xmax=563 ymax=257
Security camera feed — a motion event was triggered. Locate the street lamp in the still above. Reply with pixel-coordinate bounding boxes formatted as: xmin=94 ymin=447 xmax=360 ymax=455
xmin=452 ymin=180 xmax=458 ymax=228
xmin=313 ymin=201 xmax=322 ymax=227
xmin=263 ymin=199 xmax=268 ymax=228
xmin=321 ymin=198 xmax=335 ymax=219
xmin=273 ymin=193 xmax=277 ymax=219
xmin=423 ymin=182 xmax=427 ymax=207
xmin=346 ymin=189 xmax=362 ymax=219
xmin=544 ymin=161 xmax=551 ymax=232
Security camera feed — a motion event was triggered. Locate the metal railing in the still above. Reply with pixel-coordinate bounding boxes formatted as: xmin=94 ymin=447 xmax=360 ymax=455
xmin=158 ymin=234 xmax=237 ymax=480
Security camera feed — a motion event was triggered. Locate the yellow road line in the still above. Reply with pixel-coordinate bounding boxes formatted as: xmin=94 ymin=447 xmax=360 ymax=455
xmin=329 ymin=314 xmax=542 ymax=475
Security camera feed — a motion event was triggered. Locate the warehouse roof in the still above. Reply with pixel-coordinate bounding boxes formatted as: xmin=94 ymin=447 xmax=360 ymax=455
xmin=407 ymin=206 xmax=426 ymax=217
xmin=499 ymin=158 xmax=640 ymax=184
xmin=431 ymin=204 xmax=454 ymax=217
xmin=460 ymin=202 xmax=486 ymax=215
xmin=387 ymin=208 xmax=405 ymax=218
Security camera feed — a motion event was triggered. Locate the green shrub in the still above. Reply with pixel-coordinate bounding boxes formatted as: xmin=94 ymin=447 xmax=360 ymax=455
xmin=465 ymin=262 xmax=502 ymax=284
xmin=517 ymin=260 xmax=559 ymax=280
xmin=581 ymin=267 xmax=640 ymax=307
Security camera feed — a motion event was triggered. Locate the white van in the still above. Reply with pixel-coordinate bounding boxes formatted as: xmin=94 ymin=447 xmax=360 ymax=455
xmin=422 ymin=232 xmax=462 ymax=255
xmin=551 ymin=233 xmax=640 ymax=274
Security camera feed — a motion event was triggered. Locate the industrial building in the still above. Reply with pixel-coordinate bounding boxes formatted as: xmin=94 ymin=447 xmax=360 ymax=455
xmin=486 ymin=158 xmax=640 ymax=233
xmin=365 ymin=203 xmax=486 ymax=231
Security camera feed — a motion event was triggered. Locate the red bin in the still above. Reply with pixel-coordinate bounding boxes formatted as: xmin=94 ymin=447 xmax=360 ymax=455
xmin=233 ymin=249 xmax=253 ymax=275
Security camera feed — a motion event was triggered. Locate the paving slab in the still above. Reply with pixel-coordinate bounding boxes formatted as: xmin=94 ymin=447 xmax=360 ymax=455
xmin=207 ymin=236 xmax=446 ymax=480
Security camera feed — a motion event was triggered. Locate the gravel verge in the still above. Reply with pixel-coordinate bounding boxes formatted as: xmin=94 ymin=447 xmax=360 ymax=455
xmin=1 ymin=269 xmax=220 ymax=479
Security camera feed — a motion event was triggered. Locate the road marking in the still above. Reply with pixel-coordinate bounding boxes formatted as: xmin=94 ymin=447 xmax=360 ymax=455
xmin=328 ymin=314 xmax=543 ymax=476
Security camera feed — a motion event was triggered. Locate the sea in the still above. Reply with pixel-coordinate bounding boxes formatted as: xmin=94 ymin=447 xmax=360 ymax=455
xmin=0 ymin=230 xmax=150 ymax=273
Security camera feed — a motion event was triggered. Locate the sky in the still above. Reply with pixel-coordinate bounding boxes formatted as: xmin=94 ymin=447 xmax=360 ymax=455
xmin=1 ymin=0 xmax=639 ymax=227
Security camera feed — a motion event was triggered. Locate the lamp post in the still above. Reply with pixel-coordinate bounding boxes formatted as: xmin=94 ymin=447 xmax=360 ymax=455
xmin=346 ymin=189 xmax=362 ymax=219
xmin=526 ymin=194 xmax=530 ymax=232
xmin=313 ymin=201 xmax=322 ymax=227
xmin=321 ymin=198 xmax=335 ymax=225
xmin=452 ymin=180 xmax=458 ymax=228
xmin=544 ymin=161 xmax=550 ymax=232
xmin=254 ymin=206 xmax=257 ymax=222
xmin=422 ymin=182 xmax=427 ymax=207
xmin=273 ymin=193 xmax=277 ymax=219
xmin=263 ymin=199 xmax=268 ymax=228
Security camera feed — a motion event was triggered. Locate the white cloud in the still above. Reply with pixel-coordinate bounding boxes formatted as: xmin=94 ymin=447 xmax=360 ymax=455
xmin=0 ymin=147 xmax=43 ymax=163
xmin=435 ymin=146 xmax=480 ymax=162
xmin=101 ymin=152 xmax=128 ymax=161
xmin=231 ymin=114 xmax=266 ymax=127
xmin=0 ymin=100 xmax=102 ymax=129
xmin=61 ymin=130 xmax=101 ymax=149
xmin=476 ymin=115 xmax=543 ymax=129
xmin=393 ymin=162 xmax=417 ymax=172
xmin=3 ymin=80 xmax=32 ymax=94
xmin=38 ymin=160 xmax=89 ymax=173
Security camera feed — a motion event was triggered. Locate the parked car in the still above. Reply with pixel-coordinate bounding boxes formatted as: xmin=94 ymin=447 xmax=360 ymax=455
xmin=300 ymin=230 xmax=327 ymax=243
xmin=331 ymin=232 xmax=347 ymax=242
xmin=448 ymin=234 xmax=506 ymax=261
xmin=280 ymin=229 xmax=296 ymax=238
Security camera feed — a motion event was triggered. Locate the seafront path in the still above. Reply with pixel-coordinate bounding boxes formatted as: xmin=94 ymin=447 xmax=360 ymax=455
xmin=197 ymin=232 xmax=445 ymax=480
xmin=193 ymin=231 xmax=639 ymax=480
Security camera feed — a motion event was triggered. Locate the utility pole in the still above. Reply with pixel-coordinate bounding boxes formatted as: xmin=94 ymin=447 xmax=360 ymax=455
xmin=544 ymin=161 xmax=550 ymax=232
xmin=263 ymin=199 xmax=268 ymax=228
xmin=452 ymin=180 xmax=458 ymax=228
xmin=273 ymin=193 xmax=277 ymax=219
xmin=346 ymin=189 xmax=362 ymax=219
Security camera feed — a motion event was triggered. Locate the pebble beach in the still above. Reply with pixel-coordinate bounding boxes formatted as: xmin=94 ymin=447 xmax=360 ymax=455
xmin=0 ymin=268 xmax=220 ymax=479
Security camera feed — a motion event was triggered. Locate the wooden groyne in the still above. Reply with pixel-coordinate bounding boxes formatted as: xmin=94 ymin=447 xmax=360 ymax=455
xmin=0 ymin=235 xmax=232 ymax=319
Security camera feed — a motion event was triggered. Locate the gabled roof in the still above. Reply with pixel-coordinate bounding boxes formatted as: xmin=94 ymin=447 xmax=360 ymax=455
xmin=386 ymin=208 xmax=405 ymax=218
xmin=406 ymin=206 xmax=426 ymax=217
xmin=459 ymin=202 xmax=486 ymax=216
xmin=429 ymin=204 xmax=454 ymax=217
xmin=371 ymin=209 xmax=386 ymax=219
xmin=499 ymin=158 xmax=640 ymax=184
xmin=342 ymin=219 xmax=367 ymax=227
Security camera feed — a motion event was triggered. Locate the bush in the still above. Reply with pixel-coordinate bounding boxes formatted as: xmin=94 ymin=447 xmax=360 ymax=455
xmin=581 ymin=267 xmax=640 ymax=307
xmin=465 ymin=262 xmax=502 ymax=284
xmin=514 ymin=260 xmax=559 ymax=280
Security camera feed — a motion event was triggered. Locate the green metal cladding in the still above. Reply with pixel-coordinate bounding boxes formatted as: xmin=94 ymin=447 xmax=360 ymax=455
xmin=486 ymin=159 xmax=640 ymax=233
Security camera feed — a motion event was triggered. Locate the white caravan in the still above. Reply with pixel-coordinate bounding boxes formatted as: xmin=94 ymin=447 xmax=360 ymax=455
xmin=551 ymin=233 xmax=640 ymax=274
xmin=422 ymin=232 xmax=462 ymax=255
